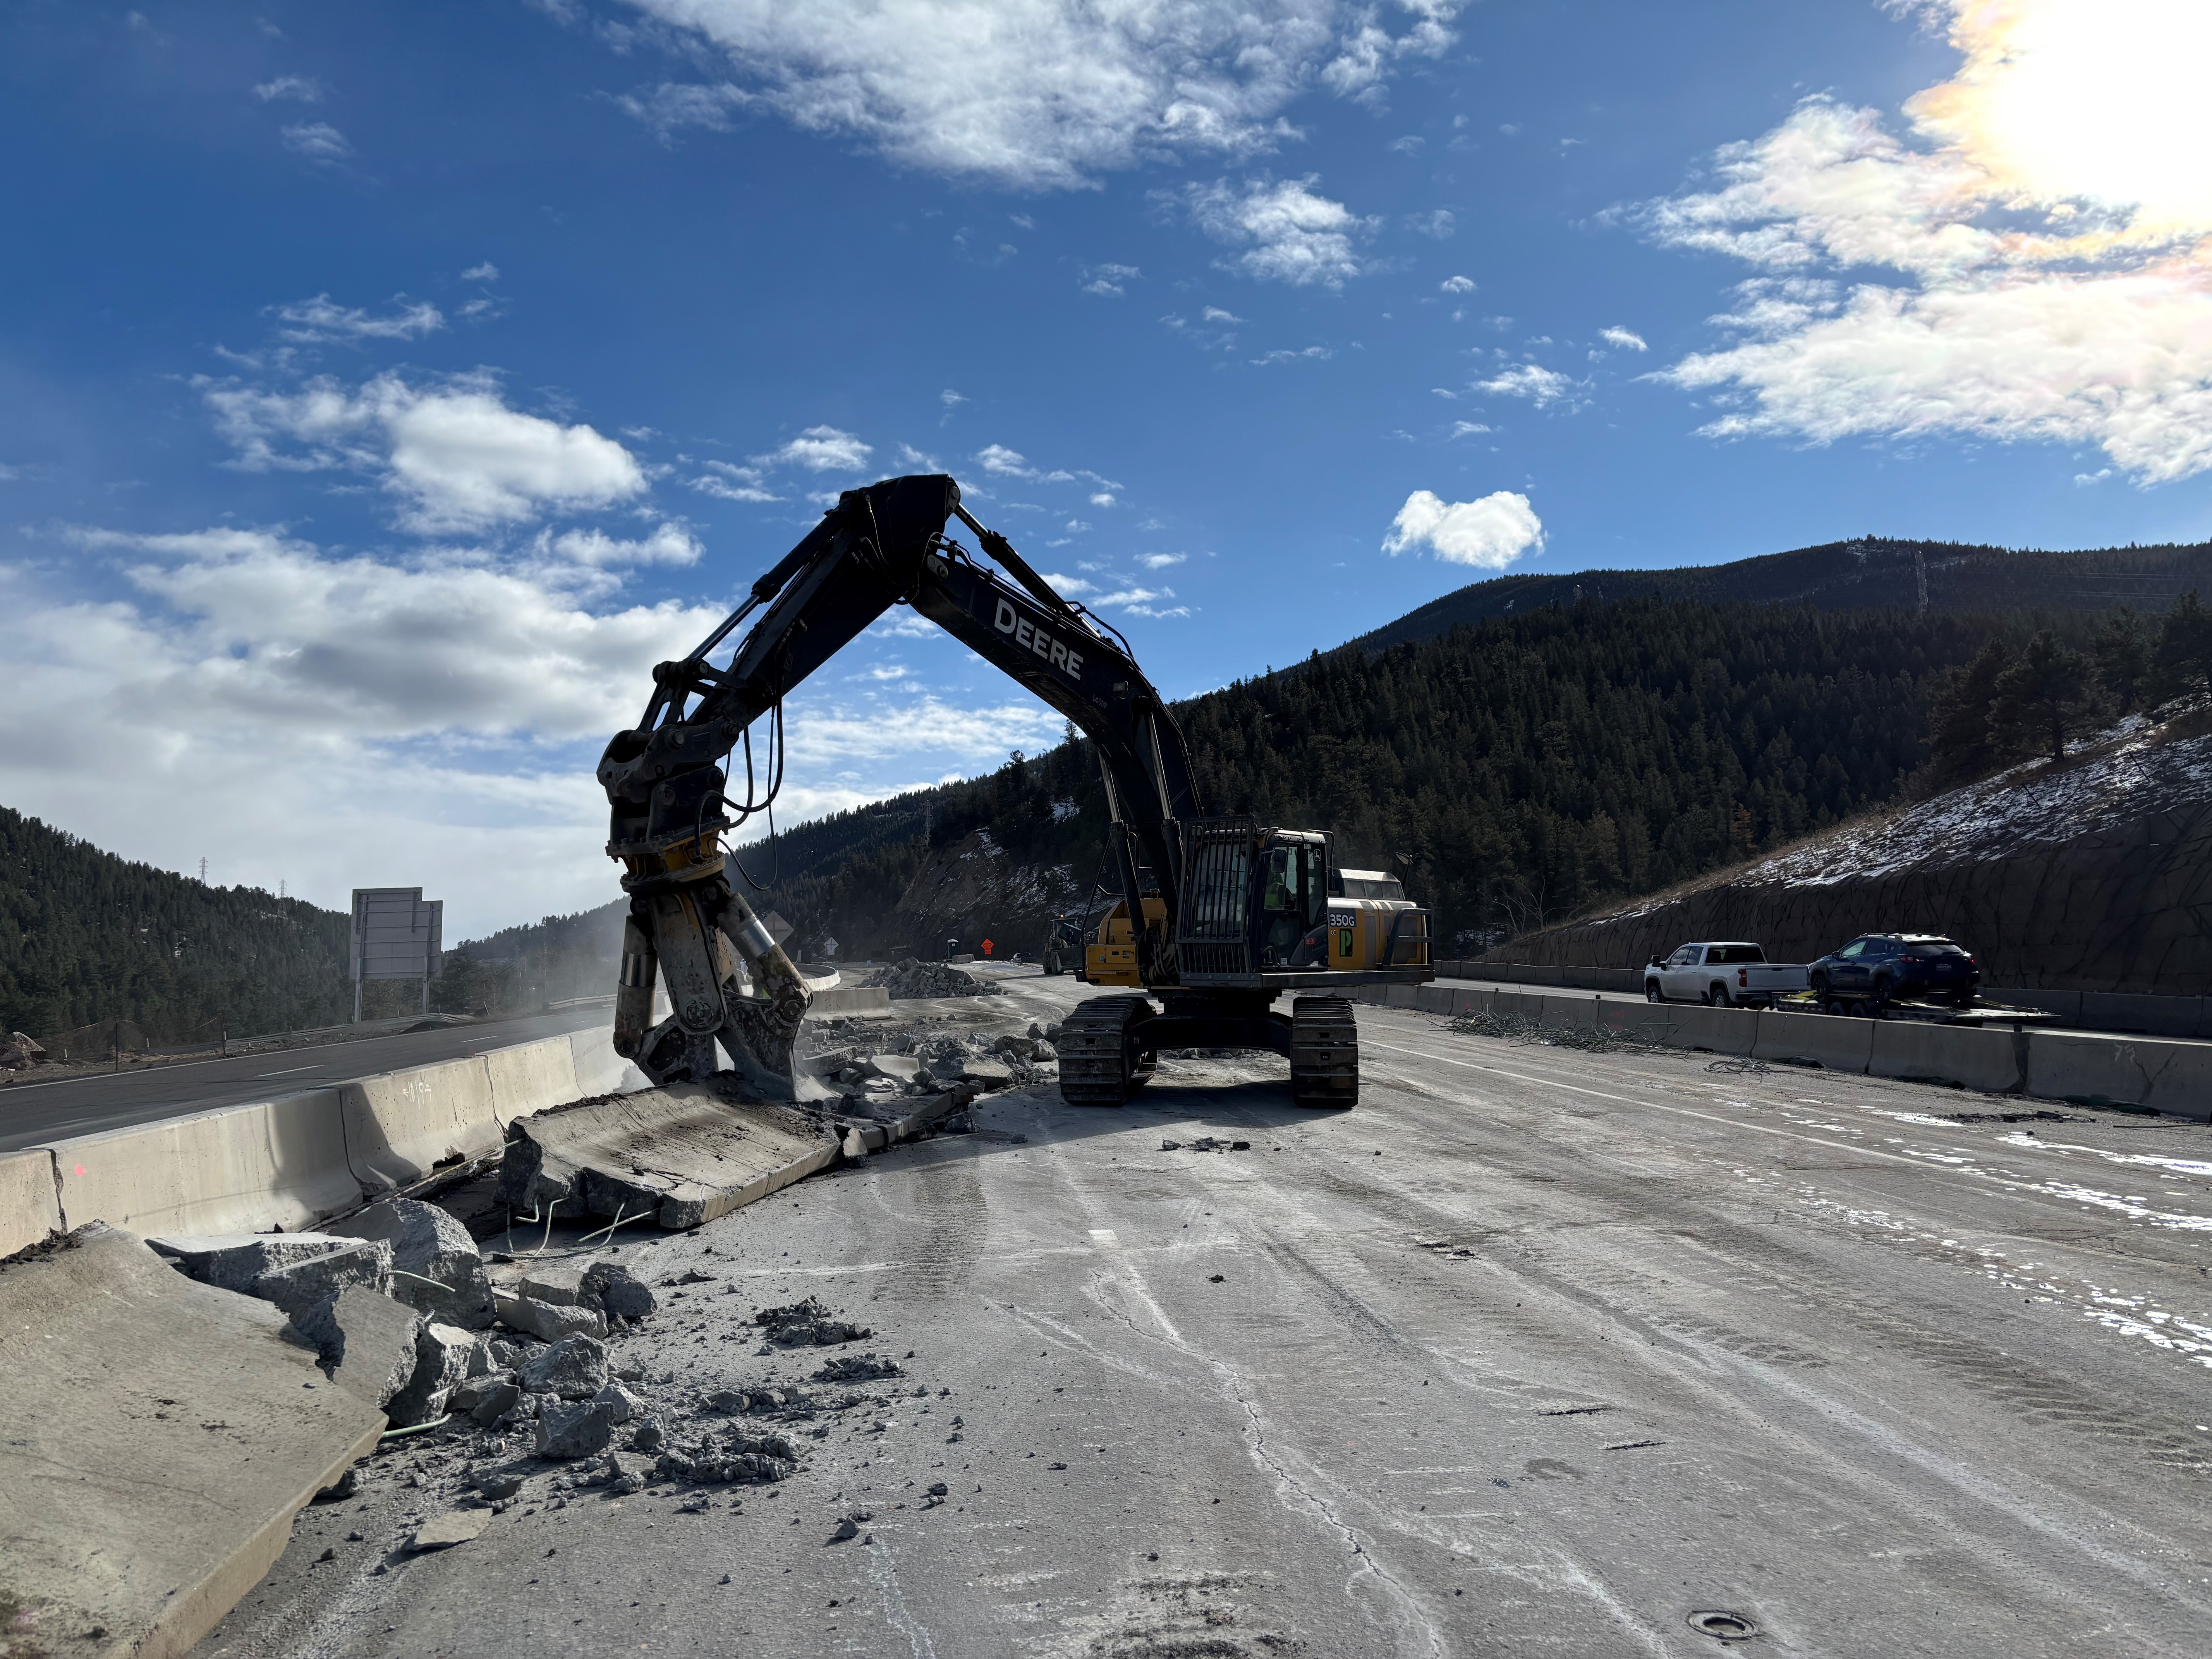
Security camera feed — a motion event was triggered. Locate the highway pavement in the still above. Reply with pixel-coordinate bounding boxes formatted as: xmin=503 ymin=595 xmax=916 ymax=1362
xmin=198 ymin=981 xmax=2212 ymax=1658
xmin=0 ymin=1006 xmax=613 ymax=1153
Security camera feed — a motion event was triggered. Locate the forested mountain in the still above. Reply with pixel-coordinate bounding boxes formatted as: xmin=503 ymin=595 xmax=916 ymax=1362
xmin=0 ymin=806 xmax=350 ymax=1043
xmin=1357 ymin=537 xmax=2212 ymax=653
xmin=764 ymin=599 xmax=2006 ymax=957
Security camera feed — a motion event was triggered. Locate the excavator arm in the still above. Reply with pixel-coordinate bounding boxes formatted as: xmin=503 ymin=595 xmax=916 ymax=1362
xmin=597 ymin=473 xmax=1199 ymax=1094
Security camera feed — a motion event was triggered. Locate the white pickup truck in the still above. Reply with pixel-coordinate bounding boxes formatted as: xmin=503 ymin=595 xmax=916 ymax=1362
xmin=1644 ymin=942 xmax=1808 ymax=1008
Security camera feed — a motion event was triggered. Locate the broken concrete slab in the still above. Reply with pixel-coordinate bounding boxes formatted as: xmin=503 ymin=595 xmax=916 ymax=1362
xmin=387 ymin=1322 xmax=480 ymax=1427
xmin=961 ymin=1056 xmax=1013 ymax=1088
xmin=153 ymin=1230 xmax=357 ymax=1294
xmin=326 ymin=1197 xmax=494 ymax=1329
xmin=410 ymin=1509 xmax=492 ymax=1551
xmin=497 ymin=1084 xmax=838 ymax=1231
xmin=292 ymin=1283 xmax=424 ymax=1410
xmin=0 ymin=1147 xmax=61 ymax=1259
xmin=469 ymin=1379 xmax=523 ymax=1426
xmin=494 ymin=1291 xmax=607 ymax=1342
xmin=864 ymin=1053 xmax=924 ymax=1085
xmin=250 ymin=1237 xmax=395 ymax=1324
xmin=0 ymin=1224 xmax=384 ymax=1659
xmin=519 ymin=1333 xmax=609 ymax=1400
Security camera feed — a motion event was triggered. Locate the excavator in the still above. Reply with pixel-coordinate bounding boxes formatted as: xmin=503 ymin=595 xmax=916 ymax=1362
xmin=598 ymin=474 xmax=1432 ymax=1109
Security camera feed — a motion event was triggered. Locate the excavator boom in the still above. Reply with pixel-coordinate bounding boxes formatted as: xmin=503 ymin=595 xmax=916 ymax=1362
xmin=599 ymin=473 xmax=1429 ymax=1103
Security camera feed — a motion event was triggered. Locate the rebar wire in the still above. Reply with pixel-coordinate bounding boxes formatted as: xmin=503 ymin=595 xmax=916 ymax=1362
xmin=575 ymin=1204 xmax=643 ymax=1248
xmin=378 ymin=1414 xmax=454 ymax=1442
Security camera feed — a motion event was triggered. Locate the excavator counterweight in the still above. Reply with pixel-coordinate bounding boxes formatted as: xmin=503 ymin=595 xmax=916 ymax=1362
xmin=599 ymin=474 xmax=1432 ymax=1104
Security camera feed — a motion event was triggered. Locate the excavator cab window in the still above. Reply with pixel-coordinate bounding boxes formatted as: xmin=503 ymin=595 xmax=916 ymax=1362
xmin=1260 ymin=840 xmax=1326 ymax=962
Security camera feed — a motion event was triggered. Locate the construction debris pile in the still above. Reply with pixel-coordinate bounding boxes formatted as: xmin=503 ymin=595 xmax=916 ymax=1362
xmin=0 ymin=1030 xmax=46 ymax=1069
xmin=860 ymin=958 xmax=1006 ymax=999
xmin=811 ymin=1022 xmax=1060 ymax=1112
xmin=149 ymin=1199 xmax=941 ymax=1535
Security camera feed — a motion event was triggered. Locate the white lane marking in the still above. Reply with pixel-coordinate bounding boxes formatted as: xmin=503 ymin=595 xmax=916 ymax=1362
xmin=1363 ymin=1038 xmax=1977 ymax=1176
xmin=254 ymin=1063 xmax=322 ymax=1077
xmin=1089 ymin=1227 xmax=1121 ymax=1249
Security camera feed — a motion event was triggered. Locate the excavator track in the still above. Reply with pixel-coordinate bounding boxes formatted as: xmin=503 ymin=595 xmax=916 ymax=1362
xmin=1289 ymin=994 xmax=1359 ymax=1108
xmin=1057 ymin=995 xmax=1157 ymax=1106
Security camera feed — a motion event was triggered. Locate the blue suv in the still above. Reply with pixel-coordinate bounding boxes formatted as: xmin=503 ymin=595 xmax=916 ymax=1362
xmin=1808 ymin=934 xmax=1980 ymax=1013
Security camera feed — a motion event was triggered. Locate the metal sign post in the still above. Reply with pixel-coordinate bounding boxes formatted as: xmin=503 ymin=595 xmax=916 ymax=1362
xmin=350 ymin=888 xmax=445 ymax=1020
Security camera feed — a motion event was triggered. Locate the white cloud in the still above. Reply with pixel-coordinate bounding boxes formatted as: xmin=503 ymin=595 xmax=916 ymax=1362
xmin=972 ymin=444 xmax=1076 ymax=483
xmin=1251 ymin=345 xmax=1332 ymax=365
xmin=1406 ymin=208 xmax=1455 ymax=239
xmin=940 ymin=389 xmax=966 ymax=408
xmin=281 ymin=121 xmax=352 ymax=161
xmin=1599 ymin=325 xmax=1647 ymax=351
xmin=1448 ymin=420 xmax=1491 ymax=438
xmin=690 ymin=459 xmax=779 ymax=502
xmin=1081 ymin=262 xmax=1141 ymax=297
xmin=617 ymin=0 xmax=1462 ymax=191
xmin=203 ymin=371 xmax=647 ymax=532
xmin=1638 ymin=1 xmax=2212 ymax=483
xmin=1089 ymin=491 xmax=1116 ymax=507
xmin=1138 ymin=551 xmax=1185 ymax=569
xmin=1040 ymin=572 xmax=1094 ymax=594
xmin=1475 ymin=363 xmax=1577 ymax=406
xmin=1185 ymin=177 xmax=1371 ymax=287
xmin=253 ymin=75 xmax=323 ymax=102
xmin=461 ymin=262 xmax=501 ymax=283
xmin=541 ymin=522 xmax=704 ymax=568
xmin=756 ymin=424 xmax=872 ymax=472
xmin=1382 ymin=488 xmax=1542 ymax=567
xmin=1439 ymin=274 xmax=1475 ymax=294
xmin=1202 ymin=305 xmax=1245 ymax=323
xmin=273 ymin=294 xmax=445 ymax=342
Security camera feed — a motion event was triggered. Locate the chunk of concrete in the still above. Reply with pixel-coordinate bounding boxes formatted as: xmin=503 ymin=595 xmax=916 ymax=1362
xmin=0 ymin=1224 xmax=383 ymax=1659
xmin=387 ymin=1322 xmax=481 ymax=1427
xmin=326 ymin=1198 xmax=495 ymax=1329
xmin=536 ymin=1399 xmax=618 ymax=1459
xmin=519 ymin=1333 xmax=609 ymax=1400
xmin=153 ymin=1231 xmax=357 ymax=1294
xmin=583 ymin=1259 xmax=658 ymax=1321
xmin=961 ymin=1057 xmax=1013 ymax=1088
xmin=410 ymin=1509 xmax=492 ymax=1551
xmin=290 ymin=1283 xmax=424 ymax=1410
xmin=865 ymin=1054 xmax=924 ymax=1085
xmin=250 ymin=1238 xmax=395 ymax=1324
xmin=594 ymin=1380 xmax=645 ymax=1424
xmin=495 ymin=1291 xmax=607 ymax=1342
xmin=469 ymin=1379 xmax=523 ymax=1426
xmin=514 ymin=1263 xmax=588 ymax=1307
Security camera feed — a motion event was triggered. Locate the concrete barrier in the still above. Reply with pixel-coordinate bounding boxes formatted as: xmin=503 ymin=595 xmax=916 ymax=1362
xmin=0 ymin=1147 xmax=61 ymax=1257
xmin=339 ymin=1054 xmax=501 ymax=1192
xmin=484 ymin=1036 xmax=581 ymax=1127
xmin=1415 ymin=984 xmax=1454 ymax=1015
xmin=569 ymin=1025 xmax=647 ymax=1097
xmin=1649 ymin=1002 xmax=1759 ymax=1056
xmin=811 ymin=985 xmax=892 ymax=1015
xmin=1868 ymin=1020 xmax=2022 ymax=1092
xmin=1595 ymin=1001 xmax=1676 ymax=1043
xmin=1383 ymin=985 xmax=1421 ymax=1008
xmin=0 ymin=1223 xmax=385 ymax=1659
xmin=2027 ymin=1030 xmax=2212 ymax=1119
xmin=2077 ymin=992 xmax=2207 ymax=1039
xmin=1446 ymin=986 xmax=1495 ymax=1017
xmin=53 ymin=1090 xmax=358 ymax=1239
xmin=1752 ymin=1009 xmax=1874 ymax=1074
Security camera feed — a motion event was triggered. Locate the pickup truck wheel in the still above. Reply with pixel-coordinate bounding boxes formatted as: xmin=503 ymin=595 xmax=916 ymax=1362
xmin=1645 ymin=981 xmax=1664 ymax=1003
xmin=1707 ymin=983 xmax=1733 ymax=1008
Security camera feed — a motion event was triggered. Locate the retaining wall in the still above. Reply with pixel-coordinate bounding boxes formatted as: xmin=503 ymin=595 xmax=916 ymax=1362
xmin=0 ymin=1148 xmax=62 ymax=1257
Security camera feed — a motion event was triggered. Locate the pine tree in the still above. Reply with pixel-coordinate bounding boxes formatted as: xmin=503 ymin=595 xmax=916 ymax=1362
xmin=2091 ymin=608 xmax=2150 ymax=711
xmin=1925 ymin=640 xmax=2012 ymax=783
xmin=2152 ymin=590 xmax=2212 ymax=702
xmin=1990 ymin=631 xmax=2096 ymax=762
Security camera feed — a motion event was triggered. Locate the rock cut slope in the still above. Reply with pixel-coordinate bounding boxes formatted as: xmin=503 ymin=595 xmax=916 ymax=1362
xmin=1492 ymin=711 xmax=2212 ymax=994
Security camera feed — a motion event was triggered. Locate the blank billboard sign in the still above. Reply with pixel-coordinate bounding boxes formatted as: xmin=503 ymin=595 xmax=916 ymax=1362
xmin=351 ymin=888 xmax=443 ymax=1018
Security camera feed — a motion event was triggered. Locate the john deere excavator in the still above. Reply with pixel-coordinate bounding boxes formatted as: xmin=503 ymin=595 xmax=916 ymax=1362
xmin=598 ymin=474 xmax=1432 ymax=1109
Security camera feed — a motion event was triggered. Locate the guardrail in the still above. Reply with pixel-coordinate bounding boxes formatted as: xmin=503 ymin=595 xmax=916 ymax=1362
xmin=1369 ymin=983 xmax=2212 ymax=1119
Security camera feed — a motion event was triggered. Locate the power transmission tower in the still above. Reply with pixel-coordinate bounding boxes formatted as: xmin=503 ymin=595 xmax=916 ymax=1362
xmin=199 ymin=857 xmax=208 ymax=883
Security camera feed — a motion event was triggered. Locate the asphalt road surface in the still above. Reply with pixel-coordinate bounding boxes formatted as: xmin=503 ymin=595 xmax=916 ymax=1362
xmin=199 ymin=980 xmax=2212 ymax=1658
xmin=0 ymin=1006 xmax=611 ymax=1153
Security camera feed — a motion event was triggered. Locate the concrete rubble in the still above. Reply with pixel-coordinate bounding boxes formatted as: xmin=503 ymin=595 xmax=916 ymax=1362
xmin=861 ymin=957 xmax=1006 ymax=998
xmin=328 ymin=1196 xmax=496 ymax=1328
xmin=0 ymin=1029 xmax=47 ymax=1068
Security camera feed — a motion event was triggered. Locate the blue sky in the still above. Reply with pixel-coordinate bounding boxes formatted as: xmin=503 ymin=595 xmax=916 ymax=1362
xmin=5 ymin=0 xmax=2210 ymax=934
